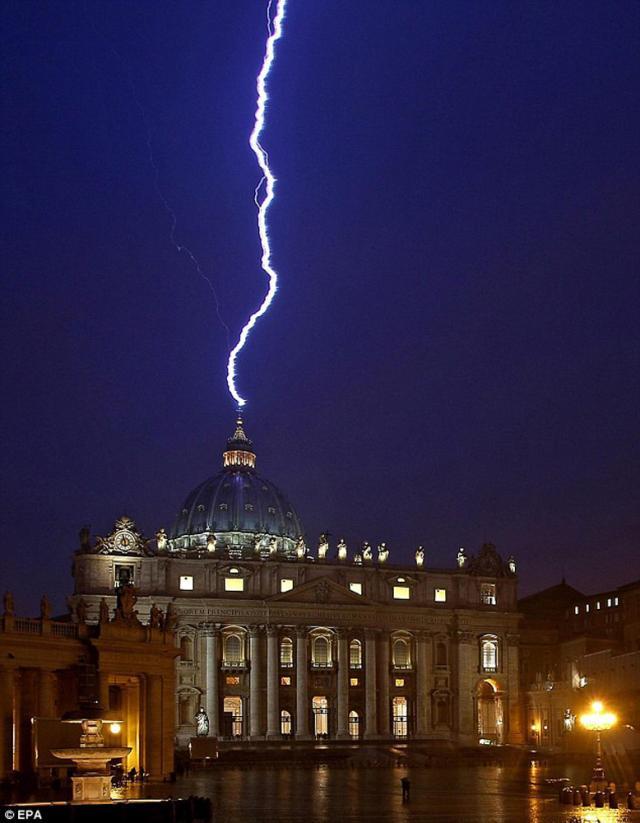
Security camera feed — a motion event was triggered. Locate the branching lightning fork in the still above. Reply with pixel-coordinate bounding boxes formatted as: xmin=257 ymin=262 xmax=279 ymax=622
xmin=226 ymin=0 xmax=288 ymax=408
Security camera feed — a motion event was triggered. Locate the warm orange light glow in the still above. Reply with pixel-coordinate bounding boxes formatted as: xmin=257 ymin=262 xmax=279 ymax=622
xmin=579 ymin=700 xmax=617 ymax=731
xmin=109 ymin=722 xmax=121 ymax=735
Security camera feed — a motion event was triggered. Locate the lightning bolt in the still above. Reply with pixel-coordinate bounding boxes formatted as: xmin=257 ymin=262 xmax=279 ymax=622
xmin=226 ymin=0 xmax=288 ymax=408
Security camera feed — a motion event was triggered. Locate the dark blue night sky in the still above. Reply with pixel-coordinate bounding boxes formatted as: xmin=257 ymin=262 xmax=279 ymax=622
xmin=2 ymin=1 xmax=639 ymax=612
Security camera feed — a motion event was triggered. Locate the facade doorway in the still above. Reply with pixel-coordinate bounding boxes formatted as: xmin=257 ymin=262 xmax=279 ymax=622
xmin=312 ymin=696 xmax=329 ymax=737
xmin=223 ymin=696 xmax=243 ymax=738
xmin=392 ymin=696 xmax=408 ymax=738
xmin=476 ymin=680 xmax=504 ymax=744
xmin=348 ymin=710 xmax=360 ymax=739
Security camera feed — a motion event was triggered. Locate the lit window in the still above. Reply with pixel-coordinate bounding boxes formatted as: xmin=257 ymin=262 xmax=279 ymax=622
xmin=392 ymin=638 xmax=411 ymax=668
xmin=574 ymin=605 xmax=579 ymax=615
xmin=585 ymin=603 xmax=590 ymax=613
xmin=349 ymin=678 xmax=359 ymax=687
xmin=607 ymin=598 xmax=612 ymax=607
xmin=480 ymin=583 xmax=496 ymax=605
xmin=349 ymin=582 xmax=363 ymax=595
xmin=481 ymin=638 xmax=498 ymax=672
xmin=393 ymin=586 xmax=410 ymax=600
xmin=225 ymin=675 xmax=240 ymax=686
xmin=114 ymin=564 xmax=134 ymax=588
xmin=395 ymin=678 xmax=405 ymax=687
xmin=348 ymin=710 xmax=360 ymax=738
xmin=179 ymin=576 xmax=194 ymax=591
xmin=280 ymin=709 xmax=292 ymax=735
xmin=578 ymin=675 xmax=587 ymax=688
xmin=280 ymin=676 xmax=291 ymax=686
xmin=434 ymin=588 xmax=447 ymax=603
xmin=596 ymin=601 xmax=601 ymax=610
xmin=229 ymin=567 xmax=239 ymax=574
xmin=223 ymin=634 xmax=243 ymax=665
xmin=349 ymin=639 xmax=362 ymax=668
xmin=219 ymin=503 xmax=228 ymax=511
xmin=225 ymin=577 xmax=245 ymax=592
xmin=312 ymin=635 xmax=332 ymax=667
xmin=280 ymin=578 xmax=294 ymax=593
xmin=614 ymin=596 xmax=619 ymax=606
xmin=280 ymin=637 xmax=293 ymax=667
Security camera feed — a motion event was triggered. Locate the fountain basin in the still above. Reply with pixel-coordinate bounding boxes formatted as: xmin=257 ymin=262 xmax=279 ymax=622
xmin=52 ymin=746 xmax=131 ymax=802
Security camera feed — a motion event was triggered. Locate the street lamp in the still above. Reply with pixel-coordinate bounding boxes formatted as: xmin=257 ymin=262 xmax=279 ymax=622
xmin=579 ymin=700 xmax=617 ymax=791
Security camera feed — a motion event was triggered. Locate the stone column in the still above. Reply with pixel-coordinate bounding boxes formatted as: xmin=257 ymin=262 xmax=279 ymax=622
xmin=38 ymin=670 xmax=57 ymax=718
xmin=415 ymin=632 xmax=429 ymax=737
xmin=203 ymin=624 xmax=220 ymax=737
xmin=145 ymin=674 xmax=163 ymax=778
xmin=295 ymin=627 xmax=310 ymax=739
xmin=456 ymin=630 xmax=476 ymax=745
xmin=266 ymin=626 xmax=280 ymax=739
xmin=336 ymin=630 xmax=349 ymax=739
xmin=506 ymin=633 xmax=523 ymax=744
xmin=249 ymin=626 xmax=263 ymax=739
xmin=0 ymin=668 xmax=14 ymax=782
xmin=377 ymin=632 xmax=390 ymax=737
xmin=364 ymin=629 xmax=378 ymax=738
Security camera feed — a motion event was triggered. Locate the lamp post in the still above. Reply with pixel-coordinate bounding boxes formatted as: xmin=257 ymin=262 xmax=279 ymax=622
xmin=579 ymin=700 xmax=617 ymax=792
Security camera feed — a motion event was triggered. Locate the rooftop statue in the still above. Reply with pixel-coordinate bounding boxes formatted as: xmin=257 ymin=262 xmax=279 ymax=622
xmin=377 ymin=542 xmax=389 ymax=563
xmin=149 ymin=603 xmax=163 ymax=629
xmin=269 ymin=536 xmax=278 ymax=556
xmin=318 ymin=533 xmax=329 ymax=560
xmin=206 ymin=533 xmax=216 ymax=553
xmin=457 ymin=547 xmax=467 ymax=568
xmin=156 ymin=528 xmax=167 ymax=552
xmin=295 ymin=536 xmax=306 ymax=559
xmin=99 ymin=597 xmax=110 ymax=624
xmin=337 ymin=538 xmax=347 ymax=561
xmin=362 ymin=542 xmax=372 ymax=562
xmin=415 ymin=546 xmax=425 ymax=567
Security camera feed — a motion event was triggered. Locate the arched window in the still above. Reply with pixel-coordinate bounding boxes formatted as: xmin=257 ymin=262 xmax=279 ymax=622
xmin=392 ymin=638 xmax=411 ymax=669
xmin=481 ymin=637 xmax=498 ymax=672
xmin=223 ymin=633 xmax=243 ymax=665
xmin=436 ymin=642 xmax=447 ymax=668
xmin=392 ymin=696 xmax=408 ymax=738
xmin=179 ymin=636 xmax=193 ymax=661
xmin=280 ymin=709 xmax=292 ymax=736
xmin=349 ymin=639 xmax=362 ymax=668
xmin=280 ymin=637 xmax=293 ymax=667
xmin=312 ymin=635 xmax=331 ymax=667
xmin=348 ymin=710 xmax=360 ymax=738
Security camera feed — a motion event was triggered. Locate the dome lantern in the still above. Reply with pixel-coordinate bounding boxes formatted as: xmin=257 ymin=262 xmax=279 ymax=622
xmin=222 ymin=415 xmax=256 ymax=470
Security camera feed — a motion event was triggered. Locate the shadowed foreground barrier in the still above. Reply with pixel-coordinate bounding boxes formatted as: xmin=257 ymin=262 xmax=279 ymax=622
xmin=1 ymin=796 xmax=212 ymax=822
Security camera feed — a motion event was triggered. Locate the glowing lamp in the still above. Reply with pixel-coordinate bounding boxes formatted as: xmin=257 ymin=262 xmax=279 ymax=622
xmin=109 ymin=722 xmax=122 ymax=735
xmin=579 ymin=700 xmax=617 ymax=790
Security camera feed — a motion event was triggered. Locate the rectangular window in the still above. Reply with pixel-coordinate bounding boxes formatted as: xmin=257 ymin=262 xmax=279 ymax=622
xmin=596 ymin=601 xmax=601 ymax=610
xmin=225 ymin=577 xmax=244 ymax=592
xmin=395 ymin=678 xmax=405 ymax=688
xmin=607 ymin=598 xmax=612 ymax=607
xmin=179 ymin=575 xmax=194 ymax=591
xmin=480 ymin=583 xmax=496 ymax=605
xmin=434 ymin=588 xmax=447 ymax=603
xmin=614 ymin=596 xmax=619 ymax=606
xmin=225 ymin=676 xmax=240 ymax=686
xmin=349 ymin=678 xmax=359 ymax=687
xmin=114 ymin=564 xmax=134 ymax=588
xmin=349 ymin=582 xmax=363 ymax=595
xmin=585 ymin=603 xmax=590 ymax=612
xmin=280 ymin=676 xmax=291 ymax=686
xmin=574 ymin=605 xmax=579 ymax=615
xmin=280 ymin=578 xmax=294 ymax=593
xmin=393 ymin=586 xmax=410 ymax=600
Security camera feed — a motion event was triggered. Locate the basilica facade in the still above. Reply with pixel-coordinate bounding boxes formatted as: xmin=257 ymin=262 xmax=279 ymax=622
xmin=71 ymin=418 xmax=524 ymax=749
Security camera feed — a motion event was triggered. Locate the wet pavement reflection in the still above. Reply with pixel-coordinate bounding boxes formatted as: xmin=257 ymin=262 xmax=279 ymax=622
xmin=137 ymin=761 xmax=639 ymax=822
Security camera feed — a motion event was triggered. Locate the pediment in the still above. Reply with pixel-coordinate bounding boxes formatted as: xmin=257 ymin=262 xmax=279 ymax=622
xmin=268 ymin=575 xmax=372 ymax=606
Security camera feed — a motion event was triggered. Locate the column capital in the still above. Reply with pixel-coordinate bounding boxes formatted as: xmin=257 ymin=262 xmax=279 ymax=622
xmin=201 ymin=622 xmax=221 ymax=637
xmin=295 ymin=625 xmax=309 ymax=639
xmin=266 ymin=625 xmax=279 ymax=638
xmin=248 ymin=624 xmax=264 ymax=638
xmin=364 ymin=628 xmax=380 ymax=641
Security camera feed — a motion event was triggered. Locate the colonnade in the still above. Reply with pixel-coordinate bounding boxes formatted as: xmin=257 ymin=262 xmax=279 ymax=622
xmin=196 ymin=624 xmax=439 ymax=740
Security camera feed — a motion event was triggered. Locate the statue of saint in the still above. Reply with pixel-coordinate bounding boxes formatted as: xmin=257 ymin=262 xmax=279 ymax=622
xmin=195 ymin=707 xmax=209 ymax=737
xmin=295 ymin=536 xmax=306 ymax=559
xmin=269 ymin=536 xmax=278 ymax=556
xmin=362 ymin=542 xmax=372 ymax=562
xmin=40 ymin=595 xmax=51 ymax=620
xmin=337 ymin=538 xmax=347 ymax=561
xmin=150 ymin=603 xmax=163 ymax=629
xmin=457 ymin=547 xmax=467 ymax=568
xmin=318 ymin=533 xmax=329 ymax=560
xmin=3 ymin=591 xmax=14 ymax=617
xmin=507 ymin=555 xmax=517 ymax=575
xmin=156 ymin=528 xmax=167 ymax=551
xmin=377 ymin=542 xmax=389 ymax=563
xmin=99 ymin=597 xmax=110 ymax=624
xmin=353 ymin=553 xmax=363 ymax=566
xmin=76 ymin=598 xmax=88 ymax=624
xmin=415 ymin=546 xmax=425 ymax=568
xmin=117 ymin=584 xmax=137 ymax=621
xmin=206 ymin=533 xmax=216 ymax=553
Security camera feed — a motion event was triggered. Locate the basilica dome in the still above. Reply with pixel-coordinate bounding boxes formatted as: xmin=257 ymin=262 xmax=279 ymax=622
xmin=168 ymin=417 xmax=304 ymax=556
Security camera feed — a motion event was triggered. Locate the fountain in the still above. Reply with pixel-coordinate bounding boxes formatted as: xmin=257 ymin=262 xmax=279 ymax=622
xmin=52 ymin=706 xmax=131 ymax=802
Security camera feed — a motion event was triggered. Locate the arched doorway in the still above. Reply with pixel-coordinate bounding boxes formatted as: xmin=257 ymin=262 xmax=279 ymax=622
xmin=312 ymin=696 xmax=329 ymax=737
xmin=348 ymin=710 xmax=360 ymax=739
xmin=476 ymin=680 xmax=504 ymax=744
xmin=392 ymin=696 xmax=408 ymax=738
